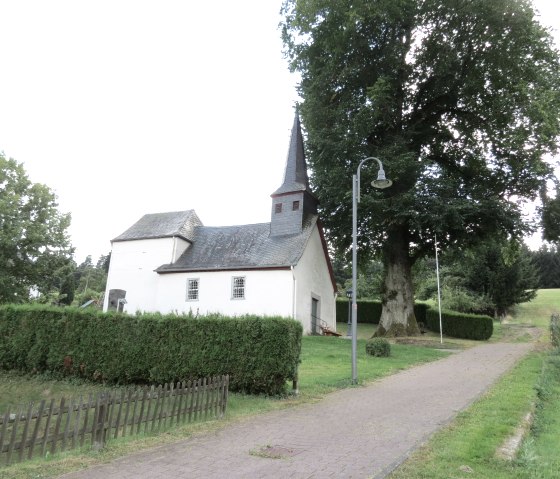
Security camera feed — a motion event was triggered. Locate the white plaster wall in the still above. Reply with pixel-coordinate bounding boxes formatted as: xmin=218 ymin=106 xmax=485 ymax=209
xmin=293 ymin=226 xmax=336 ymax=333
xmin=155 ymin=269 xmax=294 ymax=317
xmin=103 ymin=238 xmax=181 ymax=313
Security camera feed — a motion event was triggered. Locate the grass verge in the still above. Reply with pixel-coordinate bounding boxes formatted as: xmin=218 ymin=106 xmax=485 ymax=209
xmin=518 ymin=349 xmax=560 ymax=478
xmin=389 ymin=352 xmax=544 ymax=479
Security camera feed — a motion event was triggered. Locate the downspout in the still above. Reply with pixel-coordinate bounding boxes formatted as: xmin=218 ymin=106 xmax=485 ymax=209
xmin=291 ymin=264 xmax=299 ymax=395
xmin=291 ymin=265 xmax=296 ymax=320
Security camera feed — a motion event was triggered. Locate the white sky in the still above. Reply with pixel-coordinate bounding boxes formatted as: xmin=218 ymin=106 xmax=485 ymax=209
xmin=0 ymin=0 xmax=558 ymax=263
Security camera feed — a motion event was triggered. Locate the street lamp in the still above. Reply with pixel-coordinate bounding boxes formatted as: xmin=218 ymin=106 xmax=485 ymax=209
xmin=351 ymin=157 xmax=392 ymax=384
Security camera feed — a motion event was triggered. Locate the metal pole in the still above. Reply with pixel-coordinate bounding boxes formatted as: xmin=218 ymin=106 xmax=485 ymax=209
xmin=435 ymin=234 xmax=443 ymax=344
xmin=351 ymin=156 xmax=391 ymax=384
xmin=351 ymin=174 xmax=358 ymax=384
xmin=346 ymin=291 xmax=352 ymax=337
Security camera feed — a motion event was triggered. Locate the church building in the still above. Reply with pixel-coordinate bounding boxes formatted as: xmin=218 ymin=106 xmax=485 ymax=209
xmin=103 ymin=116 xmax=337 ymax=334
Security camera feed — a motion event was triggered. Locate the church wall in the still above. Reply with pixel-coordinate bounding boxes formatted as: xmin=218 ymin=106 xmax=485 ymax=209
xmin=154 ymin=269 xmax=294 ymax=318
xmin=103 ymin=237 xmax=177 ymax=313
xmin=293 ymin=226 xmax=336 ymax=333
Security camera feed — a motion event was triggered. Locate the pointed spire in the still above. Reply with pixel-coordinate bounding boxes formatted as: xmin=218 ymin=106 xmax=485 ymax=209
xmin=272 ymin=114 xmax=312 ymax=196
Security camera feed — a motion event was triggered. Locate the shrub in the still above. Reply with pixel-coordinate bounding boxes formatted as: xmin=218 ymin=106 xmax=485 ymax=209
xmin=365 ymin=338 xmax=391 ymax=357
xmin=440 ymin=285 xmax=494 ymax=315
xmin=336 ymin=299 xmax=429 ymax=325
xmin=425 ymin=307 xmax=493 ymax=340
xmin=0 ymin=305 xmax=302 ymax=395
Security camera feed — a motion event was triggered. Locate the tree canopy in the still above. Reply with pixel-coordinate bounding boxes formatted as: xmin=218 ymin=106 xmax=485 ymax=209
xmin=282 ymin=0 xmax=560 ymax=335
xmin=0 ymin=153 xmax=74 ymax=303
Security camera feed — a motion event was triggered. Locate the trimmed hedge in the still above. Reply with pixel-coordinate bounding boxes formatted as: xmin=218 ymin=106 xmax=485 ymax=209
xmin=0 ymin=305 xmax=302 ymax=395
xmin=425 ymin=307 xmax=493 ymax=340
xmin=336 ymin=299 xmax=428 ymax=325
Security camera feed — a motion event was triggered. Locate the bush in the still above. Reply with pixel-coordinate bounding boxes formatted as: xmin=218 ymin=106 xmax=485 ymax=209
xmin=365 ymin=338 xmax=391 ymax=357
xmin=440 ymin=285 xmax=495 ymax=315
xmin=425 ymin=307 xmax=493 ymax=340
xmin=336 ymin=299 xmax=429 ymax=325
xmin=0 ymin=305 xmax=302 ymax=395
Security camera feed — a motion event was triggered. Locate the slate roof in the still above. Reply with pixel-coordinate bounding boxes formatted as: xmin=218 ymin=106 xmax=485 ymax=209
xmin=156 ymin=214 xmax=318 ymax=273
xmin=112 ymin=210 xmax=202 ymax=243
xmin=272 ymin=115 xmax=315 ymax=196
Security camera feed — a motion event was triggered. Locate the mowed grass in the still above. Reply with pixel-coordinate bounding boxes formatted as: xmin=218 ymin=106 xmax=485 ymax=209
xmin=389 ymin=288 xmax=560 ymax=479
xmin=512 ymin=288 xmax=560 ymax=328
xmin=299 ymin=325 xmax=449 ymax=397
xmin=0 ymin=322 xmax=450 ymax=478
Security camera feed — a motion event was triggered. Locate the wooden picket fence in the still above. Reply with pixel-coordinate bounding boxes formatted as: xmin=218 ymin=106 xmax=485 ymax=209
xmin=0 ymin=375 xmax=229 ymax=466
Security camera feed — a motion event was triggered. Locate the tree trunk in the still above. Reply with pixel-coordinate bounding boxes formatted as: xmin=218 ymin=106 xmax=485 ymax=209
xmin=375 ymin=227 xmax=420 ymax=337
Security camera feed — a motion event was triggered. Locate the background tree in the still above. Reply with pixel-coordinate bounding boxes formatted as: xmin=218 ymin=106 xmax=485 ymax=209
xmin=72 ymin=254 xmax=109 ymax=306
xmin=36 ymin=259 xmax=77 ymax=305
xmin=541 ymin=186 xmax=560 ymax=243
xmin=0 ymin=153 xmax=74 ymax=303
xmin=282 ymin=0 xmax=560 ymax=336
xmin=530 ymin=245 xmax=560 ymax=288
xmin=415 ymin=239 xmax=538 ymax=317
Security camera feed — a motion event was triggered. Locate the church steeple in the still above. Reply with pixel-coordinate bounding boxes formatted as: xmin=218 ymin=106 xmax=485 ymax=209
xmin=270 ymin=114 xmax=318 ymax=237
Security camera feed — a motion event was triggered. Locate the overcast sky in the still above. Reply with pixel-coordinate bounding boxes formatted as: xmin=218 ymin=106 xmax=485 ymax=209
xmin=0 ymin=0 xmax=558 ymax=263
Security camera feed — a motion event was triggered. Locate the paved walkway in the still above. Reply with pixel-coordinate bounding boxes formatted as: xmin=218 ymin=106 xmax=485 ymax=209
xmin=60 ymin=342 xmax=533 ymax=479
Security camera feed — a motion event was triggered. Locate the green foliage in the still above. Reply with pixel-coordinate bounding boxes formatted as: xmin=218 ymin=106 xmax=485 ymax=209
xmin=282 ymin=0 xmax=560 ymax=334
xmin=439 ymin=285 xmax=494 ymax=316
xmin=336 ymin=299 xmax=428 ymax=325
xmin=332 ymin=256 xmax=383 ymax=300
xmin=541 ymin=193 xmax=560 ymax=242
xmin=531 ymin=245 xmax=560 ymax=289
xmin=0 ymin=305 xmax=302 ymax=395
xmin=365 ymin=338 xmax=391 ymax=357
xmin=72 ymin=254 xmax=109 ymax=307
xmin=0 ymin=153 xmax=74 ymax=303
xmin=415 ymin=239 xmax=538 ymax=316
xmin=425 ymin=308 xmax=493 ymax=340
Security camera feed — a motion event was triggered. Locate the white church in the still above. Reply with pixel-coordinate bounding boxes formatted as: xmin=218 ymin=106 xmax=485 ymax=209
xmin=103 ymin=116 xmax=337 ymax=334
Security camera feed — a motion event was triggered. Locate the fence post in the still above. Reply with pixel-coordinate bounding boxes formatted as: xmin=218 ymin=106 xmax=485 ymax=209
xmin=93 ymin=394 xmax=108 ymax=450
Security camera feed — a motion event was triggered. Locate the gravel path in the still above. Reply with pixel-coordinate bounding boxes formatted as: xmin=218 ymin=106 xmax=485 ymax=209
xmin=59 ymin=342 xmax=533 ymax=479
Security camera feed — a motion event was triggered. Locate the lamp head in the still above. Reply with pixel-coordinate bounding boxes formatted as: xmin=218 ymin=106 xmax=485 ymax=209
xmin=371 ymin=168 xmax=392 ymax=189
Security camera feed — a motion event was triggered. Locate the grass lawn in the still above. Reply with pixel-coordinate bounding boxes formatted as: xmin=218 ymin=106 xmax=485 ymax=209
xmin=512 ymin=288 xmax=560 ymax=328
xmin=389 ymin=288 xmax=560 ymax=479
xmin=0 ymin=373 xmax=116 ymax=414
xmin=299 ymin=324 xmax=448 ymax=397
xmin=0 ymin=322 xmax=450 ymax=478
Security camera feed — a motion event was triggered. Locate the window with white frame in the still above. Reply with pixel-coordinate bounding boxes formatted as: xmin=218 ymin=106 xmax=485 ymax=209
xmin=187 ymin=278 xmax=199 ymax=301
xmin=232 ymin=276 xmax=245 ymax=300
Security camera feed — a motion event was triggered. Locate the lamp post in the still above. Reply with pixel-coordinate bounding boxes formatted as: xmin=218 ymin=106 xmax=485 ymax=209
xmin=351 ymin=157 xmax=392 ymax=384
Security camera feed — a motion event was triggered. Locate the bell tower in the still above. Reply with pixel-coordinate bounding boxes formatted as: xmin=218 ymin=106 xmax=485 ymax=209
xmin=270 ymin=115 xmax=318 ymax=237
